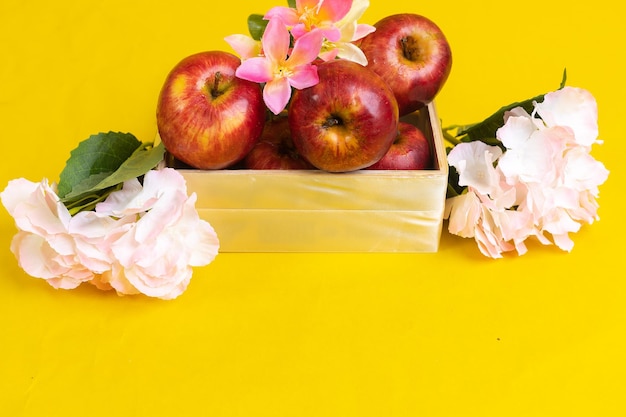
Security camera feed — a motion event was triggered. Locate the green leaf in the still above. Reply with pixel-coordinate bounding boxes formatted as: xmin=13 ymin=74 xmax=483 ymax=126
xmin=57 ymin=132 xmax=143 ymax=198
xmin=61 ymin=141 xmax=165 ymax=203
xmin=247 ymin=0 xmax=296 ymax=42
xmin=108 ymin=141 xmax=165 ymax=187
xmin=61 ymin=172 xmax=115 ymax=202
xmin=248 ymin=14 xmax=268 ymax=40
xmin=56 ymin=130 xmax=165 ymax=216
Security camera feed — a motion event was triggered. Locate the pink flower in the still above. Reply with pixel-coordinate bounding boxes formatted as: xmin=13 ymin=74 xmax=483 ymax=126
xmin=235 ymin=17 xmax=324 ymax=114
xmin=95 ymin=168 xmax=220 ymax=300
xmin=265 ymin=0 xmax=352 ymax=41
xmin=314 ymin=0 xmax=376 ymax=65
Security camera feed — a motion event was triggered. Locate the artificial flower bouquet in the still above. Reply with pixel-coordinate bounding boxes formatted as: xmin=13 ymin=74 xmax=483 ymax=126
xmin=1 ymin=0 xmax=610 ymax=299
xmin=1 ymin=133 xmax=219 ymax=300
xmin=443 ymin=76 xmax=609 ymax=258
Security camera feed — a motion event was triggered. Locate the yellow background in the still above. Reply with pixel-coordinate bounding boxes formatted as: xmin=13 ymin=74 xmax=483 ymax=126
xmin=1 ymin=1 xmax=624 ymax=415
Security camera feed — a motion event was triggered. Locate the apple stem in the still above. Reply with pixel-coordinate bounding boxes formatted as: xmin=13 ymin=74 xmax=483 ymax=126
xmin=211 ymin=72 xmax=223 ymax=98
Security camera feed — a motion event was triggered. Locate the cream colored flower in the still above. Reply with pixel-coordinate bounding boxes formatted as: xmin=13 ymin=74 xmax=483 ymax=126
xmin=95 ymin=168 xmax=219 ymax=300
xmin=446 ymin=87 xmax=609 ymax=257
xmin=1 ymin=168 xmax=219 ymax=299
xmin=1 ymin=178 xmax=114 ymax=289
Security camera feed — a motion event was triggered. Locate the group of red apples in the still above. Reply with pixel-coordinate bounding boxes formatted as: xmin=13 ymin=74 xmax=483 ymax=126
xmin=156 ymin=13 xmax=452 ymax=173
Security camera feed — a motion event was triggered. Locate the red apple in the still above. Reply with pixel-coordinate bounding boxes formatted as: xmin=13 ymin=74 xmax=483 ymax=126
xmin=359 ymin=13 xmax=452 ymax=116
xmin=365 ymin=121 xmax=432 ymax=170
xmin=156 ymin=50 xmax=266 ymax=169
xmin=243 ymin=115 xmax=315 ymax=170
xmin=288 ymin=59 xmax=399 ymax=173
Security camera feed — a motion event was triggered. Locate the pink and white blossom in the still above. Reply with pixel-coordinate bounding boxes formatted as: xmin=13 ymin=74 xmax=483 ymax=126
xmin=534 ymin=86 xmax=599 ymax=147
xmin=447 ymin=141 xmax=503 ymax=196
xmin=1 ymin=168 xmax=220 ymax=299
xmin=317 ymin=0 xmax=376 ymax=65
xmin=265 ymin=0 xmax=352 ymax=41
xmin=0 ymin=178 xmax=113 ymax=289
xmin=445 ymin=87 xmax=609 ymax=258
xmin=235 ymin=17 xmax=324 ymax=114
xmin=445 ymin=144 xmax=533 ymax=258
xmin=95 ymin=168 xmax=220 ymax=300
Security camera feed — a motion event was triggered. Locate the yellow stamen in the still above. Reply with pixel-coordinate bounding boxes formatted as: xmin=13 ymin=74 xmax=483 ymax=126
xmin=299 ymin=6 xmax=321 ymax=31
xmin=274 ymin=66 xmax=293 ymax=79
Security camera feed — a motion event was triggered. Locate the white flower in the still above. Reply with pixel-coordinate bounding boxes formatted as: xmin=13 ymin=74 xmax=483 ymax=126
xmin=1 ymin=168 xmax=220 ymax=299
xmin=94 ymin=168 xmax=220 ymax=300
xmin=0 ymin=178 xmax=114 ymax=289
xmin=445 ymin=86 xmax=609 ymax=257
xmin=497 ymin=123 xmax=570 ymax=186
xmin=534 ymin=86 xmax=599 ymax=147
xmin=447 ymin=141 xmax=503 ymax=195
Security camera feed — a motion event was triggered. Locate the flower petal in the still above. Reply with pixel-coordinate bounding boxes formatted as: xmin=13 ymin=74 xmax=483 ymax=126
xmin=264 ymin=6 xmax=300 ymax=26
xmin=262 ymin=17 xmax=291 ymax=63
xmin=335 ymin=42 xmax=369 ymax=65
xmin=317 ymin=0 xmax=352 ymax=22
xmin=340 ymin=0 xmax=370 ymax=23
xmin=287 ymin=64 xmax=319 ymax=90
xmin=496 ymin=113 xmax=536 ymax=150
xmin=353 ymin=23 xmax=376 ymax=41
xmin=2 ymin=178 xmax=70 ymax=235
xmin=235 ymin=57 xmax=274 ymax=83
xmin=318 ymin=27 xmax=342 ymax=42
xmin=286 ymin=28 xmax=324 ymax=66
xmin=445 ymin=192 xmax=480 ymax=238
xmin=535 ymin=86 xmax=599 ymax=147
xmin=447 ymin=141 xmax=503 ymax=195
xmin=1 ymin=178 xmax=40 ymax=215
xmin=94 ymin=178 xmax=145 ymax=216
xmin=224 ymin=34 xmax=261 ymax=59
xmin=563 ymin=146 xmax=609 ymax=192
xmin=318 ymin=48 xmax=339 ymax=62
xmin=263 ymin=78 xmax=292 ymax=115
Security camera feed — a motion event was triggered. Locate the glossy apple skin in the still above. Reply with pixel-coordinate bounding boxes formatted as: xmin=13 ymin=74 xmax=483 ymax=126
xmin=288 ymin=60 xmax=399 ymax=173
xmin=243 ymin=116 xmax=315 ymax=170
xmin=157 ymin=51 xmax=266 ymax=169
xmin=366 ymin=121 xmax=432 ymax=170
xmin=359 ymin=13 xmax=452 ymax=116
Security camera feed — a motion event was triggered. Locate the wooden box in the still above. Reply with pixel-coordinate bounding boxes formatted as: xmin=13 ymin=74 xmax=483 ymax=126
xmin=170 ymin=102 xmax=448 ymax=253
